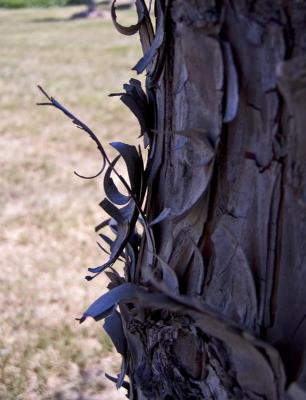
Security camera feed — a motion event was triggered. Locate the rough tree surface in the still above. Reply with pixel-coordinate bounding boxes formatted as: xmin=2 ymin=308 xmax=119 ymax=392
xmin=46 ymin=0 xmax=306 ymax=399
xmin=131 ymin=2 xmax=306 ymax=398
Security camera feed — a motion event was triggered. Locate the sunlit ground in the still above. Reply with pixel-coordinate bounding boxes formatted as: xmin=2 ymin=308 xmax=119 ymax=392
xmin=0 ymin=5 xmax=142 ymax=399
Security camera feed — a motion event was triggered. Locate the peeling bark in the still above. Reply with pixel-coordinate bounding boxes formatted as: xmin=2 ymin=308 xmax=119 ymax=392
xmin=62 ymin=0 xmax=306 ymax=398
xmin=120 ymin=1 xmax=306 ymax=398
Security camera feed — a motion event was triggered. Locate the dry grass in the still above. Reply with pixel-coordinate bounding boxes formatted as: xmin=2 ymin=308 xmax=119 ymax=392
xmin=0 ymin=5 xmax=142 ymax=399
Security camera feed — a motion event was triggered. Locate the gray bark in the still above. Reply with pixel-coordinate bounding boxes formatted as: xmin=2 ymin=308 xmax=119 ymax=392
xmin=120 ymin=1 xmax=306 ymax=399
xmin=72 ymin=1 xmax=306 ymax=399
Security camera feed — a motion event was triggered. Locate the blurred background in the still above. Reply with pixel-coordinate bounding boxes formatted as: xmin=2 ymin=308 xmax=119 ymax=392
xmin=0 ymin=1 xmax=142 ymax=399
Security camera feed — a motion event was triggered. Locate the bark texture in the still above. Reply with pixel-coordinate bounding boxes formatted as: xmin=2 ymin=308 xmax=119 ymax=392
xmin=125 ymin=1 xmax=306 ymax=399
xmin=79 ymin=1 xmax=306 ymax=399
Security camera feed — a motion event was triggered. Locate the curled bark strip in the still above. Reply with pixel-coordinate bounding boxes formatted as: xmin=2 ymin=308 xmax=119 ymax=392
xmin=105 ymin=373 xmax=130 ymax=394
xmin=111 ymin=0 xmax=155 ymax=60
xmin=154 ymin=254 xmax=180 ymax=295
xmin=111 ymin=0 xmax=143 ymax=36
xmin=222 ymin=41 xmax=239 ymax=123
xmin=104 ymin=156 xmax=131 ymax=206
xmin=133 ymin=0 xmax=167 ymax=77
xmin=285 ymin=383 xmax=306 ymax=400
xmin=149 ymin=207 xmax=171 ymax=226
xmin=110 ymin=141 xmax=144 ymax=197
xmin=37 ymin=85 xmax=107 ymax=179
xmin=136 ymin=0 xmax=155 ymax=56
xmin=104 ymin=310 xmax=127 ymax=356
xmin=206 ymin=221 xmax=258 ymax=329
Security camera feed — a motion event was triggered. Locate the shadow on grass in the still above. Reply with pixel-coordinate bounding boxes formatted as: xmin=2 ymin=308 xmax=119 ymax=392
xmin=31 ymin=2 xmax=132 ymax=23
xmin=31 ymin=10 xmax=106 ymax=23
xmin=31 ymin=16 xmax=69 ymax=22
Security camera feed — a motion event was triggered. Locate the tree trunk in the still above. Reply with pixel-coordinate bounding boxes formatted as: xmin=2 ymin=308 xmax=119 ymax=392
xmin=116 ymin=1 xmax=306 ymax=399
xmin=71 ymin=1 xmax=306 ymax=398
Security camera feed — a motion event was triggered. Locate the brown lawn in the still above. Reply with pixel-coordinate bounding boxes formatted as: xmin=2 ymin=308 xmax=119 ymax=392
xmin=0 ymin=5 xmax=141 ymax=399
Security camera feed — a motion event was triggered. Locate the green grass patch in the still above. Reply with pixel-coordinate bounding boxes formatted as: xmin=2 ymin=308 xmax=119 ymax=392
xmin=0 ymin=0 xmax=65 ymax=8
xmin=0 ymin=0 xmax=82 ymax=8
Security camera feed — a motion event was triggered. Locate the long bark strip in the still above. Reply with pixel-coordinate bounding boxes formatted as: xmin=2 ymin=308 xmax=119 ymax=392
xmin=121 ymin=1 xmax=306 ymax=399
